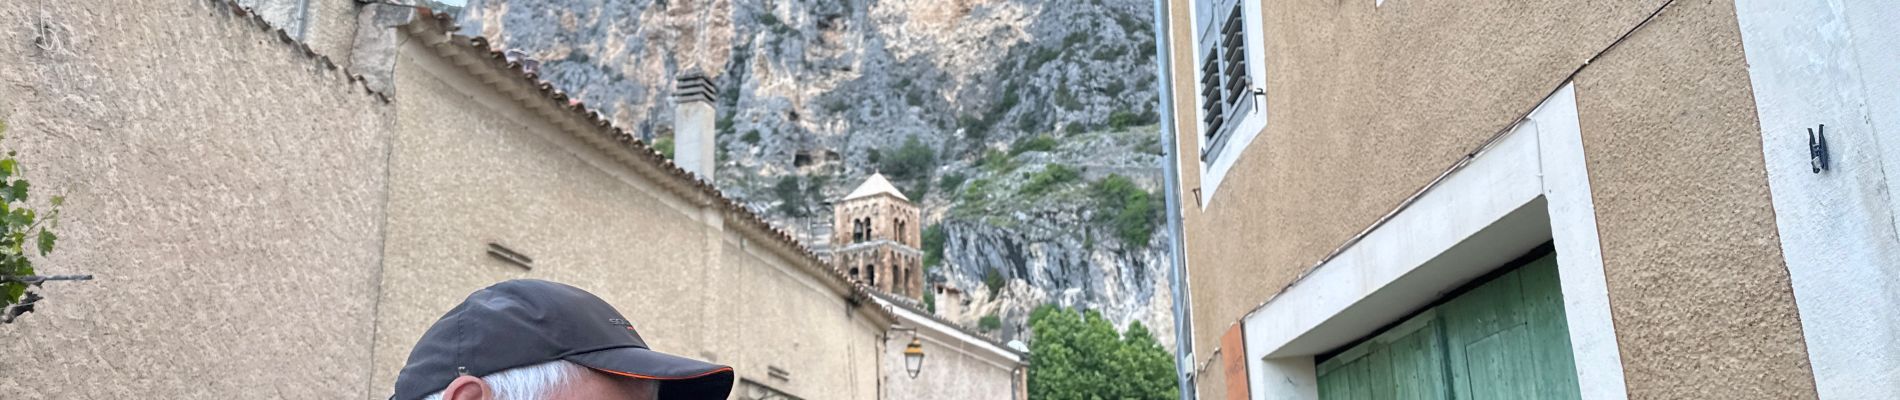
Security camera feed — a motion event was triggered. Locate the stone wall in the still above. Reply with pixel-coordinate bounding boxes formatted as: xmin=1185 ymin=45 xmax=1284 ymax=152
xmin=0 ymin=1 xmax=394 ymax=398
xmin=836 ymin=244 xmax=924 ymax=297
xmin=1 ymin=2 xmax=893 ymax=399
xmin=832 ymin=193 xmax=921 ymax=248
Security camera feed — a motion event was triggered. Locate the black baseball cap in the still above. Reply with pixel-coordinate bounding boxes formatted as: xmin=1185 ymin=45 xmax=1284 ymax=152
xmin=391 ymin=279 xmax=734 ymax=400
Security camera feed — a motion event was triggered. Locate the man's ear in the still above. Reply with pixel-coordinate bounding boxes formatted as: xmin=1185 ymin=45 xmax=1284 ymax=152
xmin=442 ymin=375 xmax=494 ymax=400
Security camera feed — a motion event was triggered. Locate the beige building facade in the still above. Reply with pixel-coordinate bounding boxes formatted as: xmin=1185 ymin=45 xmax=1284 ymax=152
xmin=872 ymin=292 xmax=1029 ymax=400
xmin=0 ymin=2 xmax=905 ymax=399
xmin=1155 ymin=0 xmax=1900 ymax=399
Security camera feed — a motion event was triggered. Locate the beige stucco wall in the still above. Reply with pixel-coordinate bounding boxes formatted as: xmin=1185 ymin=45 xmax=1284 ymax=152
xmin=368 ymin=34 xmax=885 ymax=400
xmin=881 ymin=326 xmax=1022 ymax=400
xmin=1166 ymin=0 xmax=1813 ymax=397
xmin=1168 ymin=0 xmax=1649 ymax=367
xmin=1570 ymin=1 xmax=1813 ymax=397
xmin=714 ymin=239 xmax=884 ymax=400
xmin=0 ymin=1 xmax=393 ymax=398
xmin=233 ymin=0 xmax=362 ymax=63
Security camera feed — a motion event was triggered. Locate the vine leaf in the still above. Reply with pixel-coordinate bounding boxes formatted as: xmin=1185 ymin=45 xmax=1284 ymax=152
xmin=37 ymin=229 xmax=55 ymax=256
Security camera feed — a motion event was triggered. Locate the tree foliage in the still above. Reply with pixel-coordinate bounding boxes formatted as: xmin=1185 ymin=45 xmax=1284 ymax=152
xmin=1028 ymin=305 xmax=1177 ymax=400
xmin=0 ymin=119 xmax=78 ymax=323
xmin=1019 ymin=164 xmax=1081 ymax=196
xmin=879 ymin=135 xmax=937 ymax=182
xmin=652 ymin=136 xmax=676 ymax=159
xmin=983 ymin=267 xmax=1006 ymax=299
xmin=1010 ymin=134 xmax=1059 ymax=156
xmin=1089 ymin=174 xmax=1159 ymax=246
xmin=922 ymin=224 xmax=947 ymax=267
xmin=773 ymin=176 xmax=808 ymax=217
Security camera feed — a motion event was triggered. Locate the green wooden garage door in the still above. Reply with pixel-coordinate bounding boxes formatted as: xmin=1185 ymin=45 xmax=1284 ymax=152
xmin=1317 ymin=253 xmax=1579 ymax=400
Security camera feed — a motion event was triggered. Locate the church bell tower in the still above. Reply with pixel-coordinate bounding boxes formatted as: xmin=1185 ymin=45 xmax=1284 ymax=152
xmin=831 ymin=173 xmax=924 ymax=299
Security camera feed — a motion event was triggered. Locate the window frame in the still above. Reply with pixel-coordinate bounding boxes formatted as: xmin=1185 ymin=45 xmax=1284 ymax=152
xmin=1188 ymin=0 xmax=1270 ymax=207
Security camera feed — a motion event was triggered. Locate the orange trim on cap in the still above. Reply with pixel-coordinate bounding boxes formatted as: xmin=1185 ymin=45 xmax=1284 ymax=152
xmin=592 ymin=366 xmax=734 ymax=381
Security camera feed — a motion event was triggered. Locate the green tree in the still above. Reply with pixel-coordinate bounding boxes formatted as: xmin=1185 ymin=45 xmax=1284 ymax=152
xmin=983 ymin=268 xmax=1006 ymax=300
xmin=879 ymin=135 xmax=937 ymax=182
xmin=1019 ymin=164 xmax=1081 ymax=196
xmin=937 ymin=172 xmax=967 ymax=192
xmin=773 ymin=176 xmax=808 ymax=217
xmin=1027 ymin=305 xmax=1178 ymax=400
xmin=652 ymin=136 xmax=676 ymax=159
xmin=1009 ymin=134 xmax=1059 ymax=156
xmin=979 ymin=313 xmax=1002 ymax=332
xmin=922 ymin=224 xmax=947 ymax=267
xmin=0 ymin=119 xmax=83 ymax=323
xmin=1090 ymin=174 xmax=1159 ymax=246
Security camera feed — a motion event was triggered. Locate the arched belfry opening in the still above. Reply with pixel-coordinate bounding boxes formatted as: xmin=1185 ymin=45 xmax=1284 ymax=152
xmin=829 ymin=173 xmax=924 ymax=300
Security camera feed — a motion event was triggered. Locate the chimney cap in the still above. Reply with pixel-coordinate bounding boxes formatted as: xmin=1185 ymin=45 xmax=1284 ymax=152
xmin=674 ymin=71 xmax=718 ymax=104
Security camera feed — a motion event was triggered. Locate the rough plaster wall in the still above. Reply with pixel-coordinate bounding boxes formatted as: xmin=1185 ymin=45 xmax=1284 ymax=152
xmin=1191 ymin=350 xmax=1228 ymax=400
xmin=881 ymin=333 xmax=1017 ymax=400
xmin=1168 ymin=0 xmax=1657 ymax=381
xmin=1574 ymin=0 xmax=1816 ymax=398
xmin=369 ymin=49 xmax=715 ymax=398
xmin=236 ymin=0 xmax=362 ymax=61
xmin=373 ymin=44 xmax=886 ymax=400
xmin=0 ymin=1 xmax=393 ymax=398
xmin=715 ymin=241 xmax=883 ymax=400
xmin=1732 ymin=0 xmax=1900 ymax=397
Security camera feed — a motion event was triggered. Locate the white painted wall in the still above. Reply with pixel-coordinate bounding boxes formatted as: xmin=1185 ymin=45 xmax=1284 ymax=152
xmin=1238 ymin=83 xmax=1627 ymax=399
xmin=1734 ymin=1 xmax=1900 ymax=398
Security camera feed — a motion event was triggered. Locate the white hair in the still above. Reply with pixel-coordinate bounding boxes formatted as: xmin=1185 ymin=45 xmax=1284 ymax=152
xmin=421 ymin=360 xmax=588 ymax=400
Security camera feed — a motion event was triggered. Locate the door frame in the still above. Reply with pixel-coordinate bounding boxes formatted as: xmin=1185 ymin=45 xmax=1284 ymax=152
xmin=1237 ymin=83 xmax=1629 ymax=400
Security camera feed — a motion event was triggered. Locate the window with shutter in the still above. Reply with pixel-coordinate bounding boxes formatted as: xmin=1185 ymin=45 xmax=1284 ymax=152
xmin=1190 ymin=0 xmax=1266 ymax=206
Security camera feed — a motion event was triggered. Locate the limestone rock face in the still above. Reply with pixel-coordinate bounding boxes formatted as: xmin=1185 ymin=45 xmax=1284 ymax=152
xmin=459 ymin=0 xmax=1170 ymax=349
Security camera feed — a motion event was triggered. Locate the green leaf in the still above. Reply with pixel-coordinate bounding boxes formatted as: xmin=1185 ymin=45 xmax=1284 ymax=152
xmin=36 ymin=229 xmax=55 ymax=256
xmin=9 ymin=179 xmax=27 ymax=202
xmin=50 ymin=195 xmax=64 ymax=207
xmin=0 ymin=158 xmax=14 ymax=178
xmin=2 ymin=281 xmax=24 ymax=307
xmin=7 ymin=208 xmax=32 ymax=229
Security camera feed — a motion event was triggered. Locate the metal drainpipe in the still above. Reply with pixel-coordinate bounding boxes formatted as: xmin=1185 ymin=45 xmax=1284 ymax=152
xmin=293 ymin=0 xmax=313 ymax=40
xmin=1150 ymin=0 xmax=1198 ymax=398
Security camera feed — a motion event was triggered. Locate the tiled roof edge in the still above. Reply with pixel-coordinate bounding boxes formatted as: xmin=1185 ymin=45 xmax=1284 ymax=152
xmin=402 ymin=10 xmax=894 ymax=325
xmin=200 ymin=0 xmax=396 ymax=103
xmin=867 ymin=289 xmax=1023 ymax=358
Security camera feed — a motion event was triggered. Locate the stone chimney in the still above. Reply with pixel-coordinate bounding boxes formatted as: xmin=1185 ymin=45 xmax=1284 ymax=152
xmin=673 ymin=71 xmax=718 ymax=179
xmin=935 ymin=284 xmax=964 ymax=318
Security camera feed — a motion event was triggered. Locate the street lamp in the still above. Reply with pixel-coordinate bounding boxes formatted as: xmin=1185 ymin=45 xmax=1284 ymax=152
xmin=891 ymin=326 xmax=927 ymax=379
xmin=903 ymin=336 xmax=926 ymax=379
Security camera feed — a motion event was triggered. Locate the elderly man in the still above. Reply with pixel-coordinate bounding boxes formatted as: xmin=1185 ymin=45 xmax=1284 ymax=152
xmin=391 ymin=280 xmax=735 ymax=400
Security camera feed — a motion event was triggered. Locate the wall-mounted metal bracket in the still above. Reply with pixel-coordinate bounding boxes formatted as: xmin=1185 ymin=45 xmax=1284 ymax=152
xmin=1809 ymin=124 xmax=1830 ymax=173
xmin=487 ymin=242 xmax=534 ymax=270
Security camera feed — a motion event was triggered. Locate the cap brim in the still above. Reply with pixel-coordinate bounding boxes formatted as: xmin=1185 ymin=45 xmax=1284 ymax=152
xmin=565 ymin=347 xmax=735 ymax=400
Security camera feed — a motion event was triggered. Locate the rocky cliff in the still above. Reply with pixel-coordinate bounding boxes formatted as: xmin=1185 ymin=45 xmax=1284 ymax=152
xmin=451 ymin=0 xmax=1171 ymax=348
